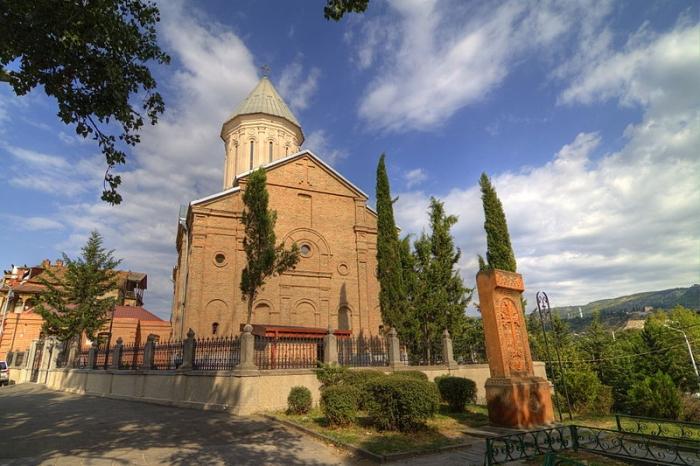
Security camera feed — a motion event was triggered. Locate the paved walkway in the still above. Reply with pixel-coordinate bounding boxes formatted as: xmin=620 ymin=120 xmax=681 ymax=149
xmin=0 ymin=384 xmax=491 ymax=466
xmin=0 ymin=384 xmax=359 ymax=465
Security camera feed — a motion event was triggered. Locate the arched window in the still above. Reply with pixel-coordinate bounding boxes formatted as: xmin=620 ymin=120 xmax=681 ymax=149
xmin=212 ymin=322 xmax=219 ymax=335
xmin=249 ymin=140 xmax=255 ymax=170
xmin=269 ymin=141 xmax=273 ymax=163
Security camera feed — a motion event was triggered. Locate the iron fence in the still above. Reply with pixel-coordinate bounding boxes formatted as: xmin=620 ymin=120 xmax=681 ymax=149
xmin=337 ymin=335 xmax=389 ymax=367
xmin=72 ymin=347 xmax=90 ymax=368
xmin=5 ymin=351 xmax=13 ymax=366
xmin=13 ymin=351 xmax=25 ymax=367
xmin=119 ymin=342 xmax=144 ymax=370
xmin=194 ymin=336 xmax=240 ymax=370
xmin=255 ymin=335 xmax=322 ymax=369
xmin=152 ymin=340 xmax=184 ymax=370
xmin=615 ymin=413 xmax=700 ymax=442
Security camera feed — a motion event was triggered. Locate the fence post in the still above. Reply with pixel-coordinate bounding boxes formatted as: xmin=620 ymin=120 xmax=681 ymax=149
xmin=387 ymin=327 xmax=402 ymax=369
xmin=234 ymin=324 xmax=259 ymax=375
xmin=179 ymin=328 xmax=195 ymax=371
xmin=66 ymin=337 xmax=79 ymax=367
xmin=570 ymin=425 xmax=579 ymax=451
xmin=323 ymin=327 xmax=338 ymax=365
xmin=142 ymin=334 xmax=156 ymax=370
xmin=442 ymin=329 xmax=459 ymax=369
xmin=47 ymin=339 xmax=62 ymax=371
xmin=110 ymin=337 xmax=123 ymax=369
xmin=87 ymin=341 xmax=98 ymax=369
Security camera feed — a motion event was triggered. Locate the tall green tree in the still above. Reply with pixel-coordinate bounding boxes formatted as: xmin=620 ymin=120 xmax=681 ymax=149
xmin=323 ymin=0 xmax=369 ymax=20
xmin=35 ymin=231 xmax=121 ymax=342
xmin=412 ymin=198 xmax=472 ymax=362
xmin=240 ymin=169 xmax=300 ymax=324
xmin=375 ymin=154 xmax=405 ymax=330
xmin=479 ymin=173 xmax=517 ymax=272
xmin=1 ymin=0 xmax=170 ymax=204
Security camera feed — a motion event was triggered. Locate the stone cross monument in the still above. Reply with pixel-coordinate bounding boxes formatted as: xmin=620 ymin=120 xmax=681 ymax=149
xmin=476 ymin=269 xmax=554 ymax=428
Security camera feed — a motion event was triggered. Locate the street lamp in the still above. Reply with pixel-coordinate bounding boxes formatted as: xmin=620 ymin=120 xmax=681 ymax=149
xmin=665 ymin=322 xmax=699 ymax=381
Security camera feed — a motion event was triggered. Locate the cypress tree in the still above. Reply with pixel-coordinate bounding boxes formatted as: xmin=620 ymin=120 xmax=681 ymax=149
xmin=479 ymin=172 xmax=517 ymax=272
xmin=240 ymin=168 xmax=300 ymax=324
xmin=375 ymin=154 xmax=405 ymax=329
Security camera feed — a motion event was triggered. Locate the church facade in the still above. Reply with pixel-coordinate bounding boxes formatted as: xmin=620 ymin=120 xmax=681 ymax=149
xmin=170 ymin=77 xmax=382 ymax=339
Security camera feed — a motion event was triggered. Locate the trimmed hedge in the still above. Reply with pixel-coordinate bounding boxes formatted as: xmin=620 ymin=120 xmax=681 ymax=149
xmin=287 ymin=386 xmax=312 ymax=414
xmin=315 ymin=363 xmax=348 ymax=388
xmin=342 ymin=369 xmax=387 ymax=409
xmin=365 ymin=377 xmax=440 ymax=431
xmin=435 ymin=376 xmax=477 ymax=411
xmin=391 ymin=370 xmax=428 ymax=381
xmin=321 ymin=385 xmax=360 ymax=426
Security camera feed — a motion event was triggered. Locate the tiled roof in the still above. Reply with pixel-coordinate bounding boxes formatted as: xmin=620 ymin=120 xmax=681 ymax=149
xmin=113 ymin=306 xmax=164 ymax=322
xmin=226 ymin=76 xmax=301 ymax=128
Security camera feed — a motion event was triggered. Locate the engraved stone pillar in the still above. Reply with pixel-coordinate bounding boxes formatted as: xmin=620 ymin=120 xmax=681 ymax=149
xmin=110 ymin=337 xmax=123 ymax=369
xmin=477 ymin=269 xmax=554 ymax=428
xmin=441 ymin=329 xmax=458 ymax=369
xmin=323 ymin=327 xmax=338 ymax=365
xmin=387 ymin=328 xmax=402 ymax=369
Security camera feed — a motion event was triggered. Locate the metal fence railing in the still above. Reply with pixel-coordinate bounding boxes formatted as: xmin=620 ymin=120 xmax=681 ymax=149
xmin=119 ymin=341 xmax=143 ymax=370
xmin=152 ymin=340 xmax=184 ymax=370
xmin=194 ymin=336 xmax=240 ymax=370
xmin=337 ymin=335 xmax=389 ymax=367
xmin=72 ymin=348 xmax=90 ymax=368
xmin=254 ymin=335 xmax=322 ymax=369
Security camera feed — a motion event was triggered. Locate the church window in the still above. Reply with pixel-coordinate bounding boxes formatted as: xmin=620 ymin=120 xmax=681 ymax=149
xmin=212 ymin=322 xmax=219 ymax=335
xmin=269 ymin=141 xmax=273 ymax=163
xmin=300 ymin=244 xmax=311 ymax=257
xmin=249 ymin=141 xmax=255 ymax=170
xmin=214 ymin=253 xmax=226 ymax=264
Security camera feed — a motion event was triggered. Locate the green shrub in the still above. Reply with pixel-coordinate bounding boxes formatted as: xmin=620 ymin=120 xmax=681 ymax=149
xmin=434 ymin=376 xmax=477 ymax=411
xmin=342 ymin=369 xmax=387 ymax=409
xmin=391 ymin=370 xmax=429 ymax=381
xmin=365 ymin=377 xmax=440 ymax=431
xmin=287 ymin=386 xmax=312 ymax=415
xmin=558 ymin=368 xmax=613 ymax=416
xmin=321 ymin=385 xmax=359 ymax=426
xmin=315 ymin=363 xmax=348 ymax=388
xmin=627 ymin=372 xmax=682 ymax=419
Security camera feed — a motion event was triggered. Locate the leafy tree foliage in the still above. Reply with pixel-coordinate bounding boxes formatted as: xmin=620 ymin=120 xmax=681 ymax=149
xmin=375 ymin=154 xmax=406 ymax=330
xmin=478 ymin=173 xmax=517 ymax=272
xmin=240 ymin=169 xmax=300 ymax=324
xmin=323 ymin=0 xmax=369 ymax=21
xmin=35 ymin=231 xmax=120 ymax=342
xmin=0 ymin=0 xmax=170 ymax=204
xmin=627 ymin=372 xmax=682 ymax=419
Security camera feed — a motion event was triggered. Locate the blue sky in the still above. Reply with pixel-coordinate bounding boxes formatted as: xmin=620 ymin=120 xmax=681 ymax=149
xmin=1 ymin=0 xmax=698 ymax=319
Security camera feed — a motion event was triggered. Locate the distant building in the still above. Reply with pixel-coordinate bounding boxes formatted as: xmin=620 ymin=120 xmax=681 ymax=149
xmin=0 ymin=260 xmax=170 ymax=358
xmin=170 ymin=76 xmax=382 ymax=339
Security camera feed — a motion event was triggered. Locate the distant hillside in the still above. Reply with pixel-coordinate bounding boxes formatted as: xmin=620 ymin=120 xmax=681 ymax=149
xmin=553 ymin=284 xmax=700 ymax=319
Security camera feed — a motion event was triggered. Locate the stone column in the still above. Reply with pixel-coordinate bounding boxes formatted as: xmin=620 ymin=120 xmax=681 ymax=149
xmin=387 ymin=328 xmax=402 ymax=369
xmin=476 ymin=269 xmax=554 ymax=428
xmin=110 ymin=338 xmax=123 ymax=369
xmin=179 ymin=328 xmax=195 ymax=371
xmin=233 ymin=324 xmax=259 ymax=376
xmin=66 ymin=337 xmax=80 ymax=367
xmin=441 ymin=329 xmax=459 ymax=369
xmin=323 ymin=328 xmax=338 ymax=365
xmin=87 ymin=341 xmax=98 ymax=370
xmin=47 ymin=339 xmax=63 ymax=370
xmin=142 ymin=334 xmax=156 ymax=370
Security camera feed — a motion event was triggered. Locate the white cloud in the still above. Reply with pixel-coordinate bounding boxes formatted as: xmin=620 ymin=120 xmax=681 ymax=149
xmin=2 ymin=215 xmax=64 ymax=231
xmin=354 ymin=0 xmax=612 ymax=132
xmin=404 ymin=168 xmax=427 ymax=188
xmin=394 ymin=21 xmax=700 ymax=308
xmin=303 ymin=129 xmax=348 ymax=166
xmin=278 ymin=60 xmax=321 ymax=112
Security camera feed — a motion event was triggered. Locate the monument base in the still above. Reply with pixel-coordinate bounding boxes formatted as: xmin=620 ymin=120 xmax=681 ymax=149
xmin=485 ymin=376 xmax=555 ymax=428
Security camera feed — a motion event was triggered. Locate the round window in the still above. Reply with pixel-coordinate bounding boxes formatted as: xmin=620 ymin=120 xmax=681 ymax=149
xmin=214 ymin=253 xmax=226 ymax=265
xmin=300 ymin=244 xmax=311 ymax=257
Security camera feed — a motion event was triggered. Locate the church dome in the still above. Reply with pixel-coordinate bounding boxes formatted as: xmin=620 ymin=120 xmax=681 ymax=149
xmin=225 ymin=76 xmax=301 ymax=130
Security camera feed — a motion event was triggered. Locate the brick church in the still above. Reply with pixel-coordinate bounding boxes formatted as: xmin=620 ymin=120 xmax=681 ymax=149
xmin=170 ymin=76 xmax=382 ymax=339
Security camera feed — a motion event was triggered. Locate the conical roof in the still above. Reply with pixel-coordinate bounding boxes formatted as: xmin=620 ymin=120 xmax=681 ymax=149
xmin=227 ymin=76 xmax=301 ymax=128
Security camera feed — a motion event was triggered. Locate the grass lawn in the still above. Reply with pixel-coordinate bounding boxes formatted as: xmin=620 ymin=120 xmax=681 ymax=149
xmin=274 ymin=404 xmax=490 ymax=455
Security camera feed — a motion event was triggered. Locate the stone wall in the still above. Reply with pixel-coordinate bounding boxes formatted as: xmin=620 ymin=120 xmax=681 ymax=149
xmin=15 ymin=362 xmax=547 ymax=415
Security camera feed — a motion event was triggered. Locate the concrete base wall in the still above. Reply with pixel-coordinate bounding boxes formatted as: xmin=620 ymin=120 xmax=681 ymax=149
xmin=16 ymin=362 xmax=549 ymax=415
